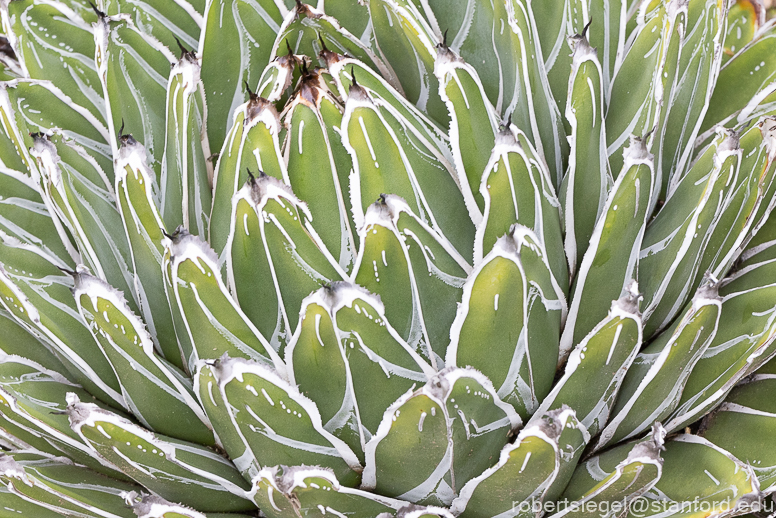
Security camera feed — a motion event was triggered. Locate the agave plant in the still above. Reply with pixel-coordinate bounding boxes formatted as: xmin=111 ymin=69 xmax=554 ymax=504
xmin=0 ymin=0 xmax=776 ymax=516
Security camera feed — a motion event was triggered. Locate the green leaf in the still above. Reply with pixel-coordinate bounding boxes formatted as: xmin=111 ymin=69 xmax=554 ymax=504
xmin=341 ymin=81 xmax=475 ymax=262
xmin=5 ymin=80 xmax=112 ymax=173
xmin=363 ymin=383 xmax=452 ymax=505
xmin=421 ymin=0 xmax=525 ymax=118
xmin=508 ymin=0 xmax=568 ymax=188
xmin=326 ymin=55 xmax=450 ymax=163
xmin=723 ymin=0 xmax=763 ymax=63
xmin=287 ymin=282 xmax=433 ymax=460
xmin=0 ymin=354 xmax=128 ymax=479
xmin=554 ymin=426 xmax=664 ymax=518
xmin=363 ymin=367 xmax=520 ymax=506
xmin=448 ymin=226 xmax=566 ymax=418
xmin=596 ymin=283 xmax=721 ymax=449
xmin=561 ymin=137 xmax=653 ymax=358
xmin=283 ymin=70 xmax=357 ymax=271
xmin=605 ymin=4 xmax=680 ymax=177
xmin=163 ymin=228 xmax=283 ymax=371
xmin=624 ymin=435 xmax=760 ymax=518
xmin=102 ymin=0 xmax=202 ymax=51
xmin=67 ymin=394 xmax=254 ymax=513
xmin=639 ymin=130 xmax=740 ymax=338
xmin=115 ymin=137 xmax=184 ymax=370
xmin=30 ymin=134 xmax=138 ymax=313
xmin=535 ymin=288 xmax=642 ymax=438
xmin=250 ymin=466 xmax=406 ymax=518
xmin=561 ymin=32 xmax=613 ymax=277
xmin=353 ymin=195 xmax=469 ymax=367
xmin=701 ymin=374 xmax=776 ymax=491
xmin=0 ymin=247 xmax=124 ymax=409
xmin=435 ymin=47 xmax=498 ymax=216
xmin=701 ymin=20 xmax=776 ymax=133
xmin=94 ymin=14 xmax=176 ymax=179
xmin=0 ymin=168 xmax=75 ymax=267
xmin=73 ymin=270 xmax=215 ymax=446
xmin=451 ymin=408 xmax=573 ymax=518
xmin=366 ymin=0 xmax=447 ymax=125
xmin=476 ymin=124 xmax=568 ymax=294
xmin=160 ymin=52 xmax=212 ymax=238
xmin=4 ymin=0 xmax=103 ymax=123
xmin=658 ymin=0 xmax=725 ymax=198
xmin=209 ymin=94 xmax=285 ymax=260
xmin=205 ymin=355 xmax=363 ymax=488
xmin=0 ymin=452 xmax=137 ymax=518
xmin=254 ymin=50 xmax=298 ymax=104
xmin=226 ymin=174 xmax=345 ymax=352
xmin=663 ymin=249 xmax=776 ymax=432
xmin=0 ymin=311 xmax=69 ymax=373
xmin=588 ymin=0 xmax=627 ymax=97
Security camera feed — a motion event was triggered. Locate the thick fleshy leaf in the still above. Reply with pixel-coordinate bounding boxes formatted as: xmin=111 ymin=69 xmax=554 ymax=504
xmin=0 ymin=354 xmax=127 ymax=479
xmin=204 ymin=356 xmax=362 ymax=488
xmin=701 ymin=374 xmax=776 ymax=491
xmin=434 ymin=46 xmax=497 ymax=218
xmin=72 ymin=270 xmax=214 ymax=446
xmin=341 ymin=81 xmax=475 ymax=262
xmin=0 ymin=452 xmax=137 ymax=518
xmin=451 ymin=408 xmax=575 ymax=518
xmin=363 ymin=368 xmax=519 ymax=506
xmin=198 ymin=0 xmax=287 ymax=154
xmin=326 ymin=55 xmax=450 ymax=164
xmin=3 ymin=0 xmax=103 ymax=122
xmin=561 ymin=32 xmax=612 ymax=279
xmin=352 ymin=195 xmax=469 ymax=368
xmin=723 ymin=0 xmax=764 ymax=63
xmin=605 ymin=3 xmax=682 ymax=177
xmin=283 ymin=69 xmax=357 ymax=271
xmin=596 ymin=283 xmax=721 ymax=450
xmin=554 ymin=426 xmax=664 ymax=518
xmin=124 ymin=491 xmax=257 ymax=518
xmin=273 ymin=3 xmax=390 ymax=87
xmin=0 ymin=311 xmax=69 ymax=373
xmin=367 ymin=0 xmax=446 ymax=125
xmin=534 ymin=288 xmax=642 ymax=438
xmin=4 ymin=80 xmax=112 ymax=173
xmin=540 ymin=0 xmax=579 ymax=123
xmin=160 ymin=51 xmax=212 ymax=238
xmin=421 ymin=0 xmax=523 ymax=118
xmin=659 ymin=0 xmax=725 ymax=198
xmin=163 ymin=228 xmax=283 ymax=371
xmin=114 ymin=137 xmax=183 ymax=369
xmin=251 ymin=466 xmax=406 ymax=518
xmin=696 ymin=119 xmax=776 ymax=281
xmin=508 ymin=0 xmax=568 ymax=188
xmin=448 ymin=226 xmax=566 ymax=418
xmin=588 ymin=0 xmax=627 ymax=97
xmin=67 ymin=394 xmax=254 ymax=513
xmin=476 ymin=125 xmax=567 ymax=292
xmin=0 ymin=167 xmax=74 ymax=267
xmin=639 ymin=130 xmax=740 ymax=338
xmin=30 ymin=134 xmax=137 ymax=313
xmin=209 ymin=94 xmax=286 ymax=260
xmin=624 ymin=435 xmax=760 ymax=518
xmin=663 ymin=244 xmax=776 ymax=432
xmin=701 ymin=20 xmax=776 ymax=133
xmin=287 ymin=282 xmax=433 ymax=459
xmin=94 ymin=13 xmax=175 ymax=177
xmin=226 ymin=174 xmax=345 ymax=352
xmin=560 ymin=137 xmax=653 ymax=359
xmin=0 ymin=245 xmax=124 ymax=409
xmin=102 ymin=0 xmax=202 ymax=51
